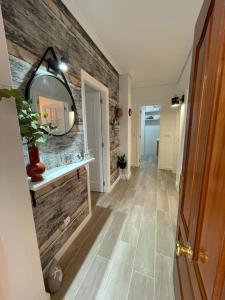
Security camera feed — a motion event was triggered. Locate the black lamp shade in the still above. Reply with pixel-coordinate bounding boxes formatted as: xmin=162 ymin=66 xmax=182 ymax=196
xmin=171 ymin=96 xmax=180 ymax=107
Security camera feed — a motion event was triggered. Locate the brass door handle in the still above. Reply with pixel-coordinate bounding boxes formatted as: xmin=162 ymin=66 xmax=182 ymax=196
xmin=176 ymin=241 xmax=193 ymax=260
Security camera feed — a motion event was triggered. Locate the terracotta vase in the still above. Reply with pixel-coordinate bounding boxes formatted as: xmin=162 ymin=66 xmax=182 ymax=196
xmin=26 ymin=146 xmax=45 ymax=182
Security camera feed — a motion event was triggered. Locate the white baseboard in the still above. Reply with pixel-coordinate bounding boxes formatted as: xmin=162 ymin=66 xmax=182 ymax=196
xmin=110 ymin=175 xmax=120 ymax=192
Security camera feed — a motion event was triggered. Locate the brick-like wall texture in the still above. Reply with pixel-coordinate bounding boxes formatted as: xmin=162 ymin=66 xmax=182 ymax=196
xmin=1 ymin=0 xmax=120 ymax=268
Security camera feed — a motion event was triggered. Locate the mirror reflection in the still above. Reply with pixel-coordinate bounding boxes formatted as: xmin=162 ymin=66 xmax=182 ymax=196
xmin=28 ymin=74 xmax=75 ymax=135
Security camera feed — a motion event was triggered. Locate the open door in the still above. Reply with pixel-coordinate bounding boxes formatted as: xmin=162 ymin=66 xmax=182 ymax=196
xmin=85 ymin=91 xmax=104 ymax=192
xmin=174 ymin=0 xmax=225 ymax=299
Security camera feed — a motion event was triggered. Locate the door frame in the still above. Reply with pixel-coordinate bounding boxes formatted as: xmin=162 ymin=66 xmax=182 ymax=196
xmin=81 ymin=70 xmax=110 ymax=194
xmin=137 ymin=103 xmax=161 ymax=165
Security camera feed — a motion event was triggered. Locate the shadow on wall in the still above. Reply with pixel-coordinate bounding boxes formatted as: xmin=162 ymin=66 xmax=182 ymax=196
xmin=0 ymin=239 xmax=11 ymax=300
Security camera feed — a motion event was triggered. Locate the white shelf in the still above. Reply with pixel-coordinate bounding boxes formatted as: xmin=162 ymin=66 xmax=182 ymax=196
xmin=145 ymin=115 xmax=160 ymax=121
xmin=145 ymin=110 xmax=160 ymax=114
xmin=29 ymin=157 xmax=95 ymax=192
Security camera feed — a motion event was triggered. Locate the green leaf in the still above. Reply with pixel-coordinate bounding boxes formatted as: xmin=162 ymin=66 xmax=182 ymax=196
xmin=43 ymin=112 xmax=49 ymax=118
xmin=1 ymin=89 xmax=58 ymax=146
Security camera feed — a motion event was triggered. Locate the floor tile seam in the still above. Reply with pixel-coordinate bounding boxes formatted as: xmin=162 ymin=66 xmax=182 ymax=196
xmin=72 ymin=212 xmax=116 ymax=299
xmin=153 ymin=187 xmax=159 ymax=300
xmin=133 ymin=269 xmax=155 ymax=280
xmin=156 ymin=250 xmax=174 ymax=260
xmin=72 ymin=247 xmax=100 ymax=299
xmin=129 ymin=202 xmax=147 ymax=299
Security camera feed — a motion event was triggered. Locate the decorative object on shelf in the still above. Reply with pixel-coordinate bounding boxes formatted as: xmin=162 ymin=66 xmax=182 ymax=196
xmin=26 ymin=146 xmax=45 ymax=182
xmin=115 ymin=105 xmax=123 ymax=118
xmin=171 ymin=94 xmax=185 ymax=108
xmin=46 ymin=260 xmax=63 ymax=294
xmin=129 ymin=108 xmax=132 ymax=116
xmin=117 ymin=154 xmax=127 ymax=169
xmin=75 ymin=152 xmax=83 ymax=162
xmin=25 ymin=47 xmax=78 ymax=136
xmin=0 ymin=89 xmax=56 ymax=182
xmin=111 ymin=105 xmax=122 ymax=138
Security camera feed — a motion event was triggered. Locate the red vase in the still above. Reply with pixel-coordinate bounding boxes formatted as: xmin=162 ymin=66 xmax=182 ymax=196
xmin=26 ymin=146 xmax=45 ymax=182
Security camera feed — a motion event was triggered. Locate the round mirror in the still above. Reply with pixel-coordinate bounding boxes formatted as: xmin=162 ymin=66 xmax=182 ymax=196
xmin=27 ymin=74 xmax=76 ymax=136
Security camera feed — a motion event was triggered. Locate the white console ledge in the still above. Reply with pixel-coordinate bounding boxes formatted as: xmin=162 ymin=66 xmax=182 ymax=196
xmin=28 ymin=157 xmax=95 ymax=192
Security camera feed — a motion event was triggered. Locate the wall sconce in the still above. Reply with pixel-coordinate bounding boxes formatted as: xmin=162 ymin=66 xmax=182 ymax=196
xmin=47 ymin=56 xmax=69 ymax=74
xmin=25 ymin=47 xmax=77 ymax=119
xmin=58 ymin=57 xmax=69 ymax=72
xmin=171 ymin=95 xmax=185 ymax=108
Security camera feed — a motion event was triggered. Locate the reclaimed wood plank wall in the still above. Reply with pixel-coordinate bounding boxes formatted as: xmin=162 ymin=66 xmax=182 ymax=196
xmin=0 ymin=0 xmax=120 ymax=268
xmin=33 ymin=167 xmax=89 ymax=269
xmin=1 ymin=0 xmax=120 ymax=183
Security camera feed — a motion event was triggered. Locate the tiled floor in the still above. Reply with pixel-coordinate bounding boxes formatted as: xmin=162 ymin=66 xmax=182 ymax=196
xmin=52 ymin=157 xmax=179 ymax=300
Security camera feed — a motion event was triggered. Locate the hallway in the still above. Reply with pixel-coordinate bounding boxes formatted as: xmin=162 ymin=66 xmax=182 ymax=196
xmin=53 ymin=158 xmax=178 ymax=300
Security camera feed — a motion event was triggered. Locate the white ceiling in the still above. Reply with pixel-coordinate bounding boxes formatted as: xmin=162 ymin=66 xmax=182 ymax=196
xmin=63 ymin=0 xmax=203 ymax=88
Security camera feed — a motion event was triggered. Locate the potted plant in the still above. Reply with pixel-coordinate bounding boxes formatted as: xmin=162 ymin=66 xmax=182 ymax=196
xmin=0 ymin=89 xmax=56 ymax=182
xmin=117 ymin=154 xmax=127 ymax=169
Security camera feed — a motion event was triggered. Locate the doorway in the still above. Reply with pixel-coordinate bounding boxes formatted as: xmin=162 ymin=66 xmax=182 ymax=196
xmin=81 ymin=70 xmax=110 ymax=197
xmin=85 ymin=86 xmax=104 ymax=192
xmin=140 ymin=104 xmax=161 ymax=165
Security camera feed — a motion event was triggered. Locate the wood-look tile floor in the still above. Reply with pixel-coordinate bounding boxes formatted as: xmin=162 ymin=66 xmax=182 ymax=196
xmin=52 ymin=157 xmax=179 ymax=300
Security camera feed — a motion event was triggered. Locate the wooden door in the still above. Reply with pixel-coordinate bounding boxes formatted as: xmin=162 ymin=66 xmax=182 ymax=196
xmin=174 ymin=0 xmax=225 ymax=299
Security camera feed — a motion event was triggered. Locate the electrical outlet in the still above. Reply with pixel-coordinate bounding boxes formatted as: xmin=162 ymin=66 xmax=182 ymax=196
xmin=64 ymin=216 xmax=71 ymax=227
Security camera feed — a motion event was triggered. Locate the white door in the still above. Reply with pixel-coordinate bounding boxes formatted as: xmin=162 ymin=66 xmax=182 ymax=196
xmin=85 ymin=91 xmax=103 ymax=192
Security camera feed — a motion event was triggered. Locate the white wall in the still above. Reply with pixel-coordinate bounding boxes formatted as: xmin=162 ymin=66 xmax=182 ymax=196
xmin=158 ymin=108 xmax=180 ymax=172
xmin=131 ymin=52 xmax=193 ymax=175
xmin=0 ymin=6 xmax=49 ymax=300
xmin=119 ymin=74 xmax=132 ymax=178
xmin=175 ymin=53 xmax=192 ymax=188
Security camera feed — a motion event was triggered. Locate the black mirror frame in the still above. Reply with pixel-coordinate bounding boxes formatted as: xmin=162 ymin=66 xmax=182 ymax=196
xmin=25 ymin=47 xmax=78 ymax=137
